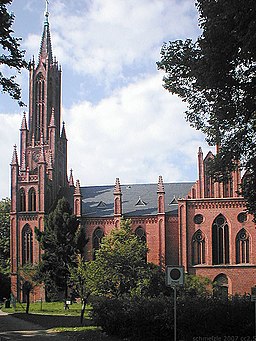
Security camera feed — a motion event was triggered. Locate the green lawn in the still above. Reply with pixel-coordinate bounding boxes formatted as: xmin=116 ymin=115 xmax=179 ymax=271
xmin=2 ymin=300 xmax=91 ymax=316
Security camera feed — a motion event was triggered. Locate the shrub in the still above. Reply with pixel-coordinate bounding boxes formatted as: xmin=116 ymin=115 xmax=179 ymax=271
xmin=91 ymin=295 xmax=254 ymax=340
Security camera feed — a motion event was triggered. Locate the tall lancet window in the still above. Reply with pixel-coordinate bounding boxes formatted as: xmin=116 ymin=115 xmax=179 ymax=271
xmin=19 ymin=188 xmax=26 ymax=211
xmin=192 ymin=230 xmax=206 ymax=265
xmin=92 ymin=228 xmax=104 ymax=260
xmin=212 ymin=214 xmax=230 ymax=265
xmin=22 ymin=224 xmax=33 ymax=265
xmin=236 ymin=229 xmax=250 ymax=264
xmin=35 ymin=73 xmax=45 ymax=140
xmin=28 ymin=188 xmax=36 ymax=211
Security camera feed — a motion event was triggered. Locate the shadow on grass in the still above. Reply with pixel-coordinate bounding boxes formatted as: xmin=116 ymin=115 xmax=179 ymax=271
xmin=12 ymin=312 xmax=92 ymax=328
xmin=10 ymin=313 xmax=122 ymax=340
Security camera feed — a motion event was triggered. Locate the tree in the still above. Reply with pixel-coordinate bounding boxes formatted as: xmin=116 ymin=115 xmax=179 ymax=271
xmin=69 ymin=255 xmax=90 ymax=325
xmin=36 ymin=197 xmax=82 ymax=301
xmin=18 ymin=264 xmax=40 ymax=314
xmin=0 ymin=197 xmax=10 ymax=273
xmin=0 ymin=0 xmax=27 ymax=105
xmin=0 ymin=198 xmax=11 ymax=300
xmin=157 ymin=0 xmax=256 ymax=218
xmin=85 ymin=218 xmax=164 ymax=298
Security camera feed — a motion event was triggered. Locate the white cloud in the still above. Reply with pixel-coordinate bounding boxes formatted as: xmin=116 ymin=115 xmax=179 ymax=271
xmin=0 ymin=113 xmax=21 ymax=198
xmin=23 ymin=0 xmax=199 ymax=81
xmin=65 ymin=73 xmax=210 ymax=187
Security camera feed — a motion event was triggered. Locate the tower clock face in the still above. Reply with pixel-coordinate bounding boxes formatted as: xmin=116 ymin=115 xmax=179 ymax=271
xmin=32 ymin=151 xmax=40 ymax=162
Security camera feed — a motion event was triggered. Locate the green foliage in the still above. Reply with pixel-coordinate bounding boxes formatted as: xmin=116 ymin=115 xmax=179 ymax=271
xmin=0 ymin=0 xmax=27 ymax=105
xmin=157 ymin=0 xmax=256 ymax=218
xmin=91 ymin=295 xmax=254 ymax=340
xmin=0 ymin=197 xmax=10 ymax=274
xmin=0 ymin=198 xmax=11 ymax=300
xmin=85 ymin=218 xmax=164 ymax=298
xmin=181 ymin=274 xmax=212 ymax=298
xmin=36 ymin=197 xmax=81 ymax=300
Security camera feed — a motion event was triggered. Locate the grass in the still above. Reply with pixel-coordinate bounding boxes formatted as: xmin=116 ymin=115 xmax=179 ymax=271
xmin=2 ymin=301 xmax=91 ymax=317
xmin=1 ymin=301 xmax=122 ymax=341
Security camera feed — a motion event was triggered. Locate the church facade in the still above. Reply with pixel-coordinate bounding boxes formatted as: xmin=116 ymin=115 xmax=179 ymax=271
xmin=10 ymin=11 xmax=256 ymax=302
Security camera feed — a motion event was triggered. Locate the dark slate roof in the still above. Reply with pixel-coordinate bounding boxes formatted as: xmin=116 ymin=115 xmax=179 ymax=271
xmin=78 ymin=182 xmax=194 ymax=218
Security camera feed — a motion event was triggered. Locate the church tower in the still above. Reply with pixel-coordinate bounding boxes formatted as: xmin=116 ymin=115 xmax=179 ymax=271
xmin=10 ymin=5 xmax=68 ymax=301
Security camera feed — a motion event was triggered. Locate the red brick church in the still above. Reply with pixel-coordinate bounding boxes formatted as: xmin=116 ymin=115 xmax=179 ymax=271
xmin=10 ymin=9 xmax=256 ymax=302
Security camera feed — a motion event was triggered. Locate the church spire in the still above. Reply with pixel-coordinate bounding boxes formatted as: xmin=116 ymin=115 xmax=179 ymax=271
xmin=39 ymin=0 xmax=53 ymax=64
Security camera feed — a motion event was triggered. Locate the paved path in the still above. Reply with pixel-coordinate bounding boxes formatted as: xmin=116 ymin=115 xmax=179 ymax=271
xmin=0 ymin=310 xmax=70 ymax=340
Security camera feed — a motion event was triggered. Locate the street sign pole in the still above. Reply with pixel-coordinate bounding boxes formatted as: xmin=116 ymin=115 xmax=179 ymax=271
xmin=251 ymin=286 xmax=256 ymax=337
xmin=166 ymin=266 xmax=184 ymax=341
xmin=174 ymin=285 xmax=177 ymax=341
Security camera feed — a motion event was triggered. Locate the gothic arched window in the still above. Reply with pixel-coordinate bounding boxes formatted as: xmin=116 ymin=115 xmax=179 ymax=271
xmin=92 ymin=227 xmax=104 ymax=260
xmin=236 ymin=228 xmax=250 ymax=264
xmin=135 ymin=226 xmax=146 ymax=243
xmin=35 ymin=73 xmax=45 ymax=140
xmin=212 ymin=215 xmax=230 ymax=265
xmin=22 ymin=224 xmax=33 ymax=265
xmin=19 ymin=188 xmax=26 ymax=212
xmin=28 ymin=188 xmax=36 ymax=211
xmin=192 ymin=229 xmax=206 ymax=265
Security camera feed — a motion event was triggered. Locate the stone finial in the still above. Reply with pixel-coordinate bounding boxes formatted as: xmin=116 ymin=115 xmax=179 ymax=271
xmin=21 ymin=112 xmax=28 ymax=130
xmin=74 ymin=180 xmax=81 ymax=195
xmin=114 ymin=177 xmax=122 ymax=194
xmin=11 ymin=145 xmax=18 ymax=166
xmin=49 ymin=108 xmax=55 ymax=127
xmin=157 ymin=175 xmax=165 ymax=193
xmin=69 ymin=169 xmax=74 ymax=187
xmin=61 ymin=121 xmax=67 ymax=140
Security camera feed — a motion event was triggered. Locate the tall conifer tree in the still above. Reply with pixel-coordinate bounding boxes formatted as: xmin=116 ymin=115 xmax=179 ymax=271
xmin=36 ymin=197 xmax=83 ymax=300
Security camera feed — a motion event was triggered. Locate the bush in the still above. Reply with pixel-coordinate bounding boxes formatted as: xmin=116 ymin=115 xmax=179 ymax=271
xmin=91 ymin=295 xmax=254 ymax=340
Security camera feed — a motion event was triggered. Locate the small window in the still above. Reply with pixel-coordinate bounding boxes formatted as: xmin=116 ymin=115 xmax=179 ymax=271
xmin=97 ymin=201 xmax=107 ymax=208
xmin=237 ymin=212 xmax=247 ymax=223
xmin=135 ymin=197 xmax=147 ymax=206
xmin=194 ymin=214 xmax=203 ymax=224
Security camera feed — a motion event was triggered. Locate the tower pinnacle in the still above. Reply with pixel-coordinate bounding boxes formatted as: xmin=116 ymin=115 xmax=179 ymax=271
xmin=44 ymin=0 xmax=49 ymax=24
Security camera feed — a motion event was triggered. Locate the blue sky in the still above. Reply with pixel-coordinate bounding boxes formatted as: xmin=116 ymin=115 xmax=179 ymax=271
xmin=0 ymin=0 xmax=212 ymax=198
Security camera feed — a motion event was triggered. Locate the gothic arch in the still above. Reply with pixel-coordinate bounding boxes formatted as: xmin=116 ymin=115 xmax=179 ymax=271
xmin=19 ymin=188 xmax=26 ymax=212
xmin=212 ymin=214 xmax=230 ymax=265
xmin=192 ymin=229 xmax=206 ymax=265
xmin=92 ymin=227 xmax=104 ymax=260
xmin=135 ymin=226 xmax=146 ymax=243
xmin=236 ymin=228 xmax=250 ymax=264
xmin=22 ymin=224 xmax=33 ymax=265
xmin=213 ymin=273 xmax=231 ymax=299
xmin=28 ymin=187 xmax=36 ymax=211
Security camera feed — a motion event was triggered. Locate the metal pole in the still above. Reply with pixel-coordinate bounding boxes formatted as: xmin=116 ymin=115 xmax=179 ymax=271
xmin=174 ymin=286 xmax=177 ymax=341
xmin=255 ymin=300 xmax=256 ymax=337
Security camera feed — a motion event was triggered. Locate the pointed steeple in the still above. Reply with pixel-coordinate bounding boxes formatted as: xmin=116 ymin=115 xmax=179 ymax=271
xmin=39 ymin=0 xmax=53 ymax=64
xmin=69 ymin=169 xmax=74 ymax=187
xmin=49 ymin=108 xmax=56 ymax=127
xmin=61 ymin=121 xmax=67 ymax=140
xmin=11 ymin=145 xmax=19 ymax=166
xmin=21 ymin=112 xmax=28 ymax=130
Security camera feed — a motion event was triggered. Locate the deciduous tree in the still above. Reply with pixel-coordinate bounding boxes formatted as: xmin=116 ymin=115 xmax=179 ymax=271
xmin=157 ymin=0 xmax=256 ymax=217
xmin=85 ymin=218 xmax=164 ymax=298
xmin=0 ymin=0 xmax=27 ymax=105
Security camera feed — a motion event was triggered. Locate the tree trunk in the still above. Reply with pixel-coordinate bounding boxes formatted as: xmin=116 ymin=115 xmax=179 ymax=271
xmin=80 ymin=293 xmax=90 ymax=325
xmin=26 ymin=291 xmax=30 ymax=314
